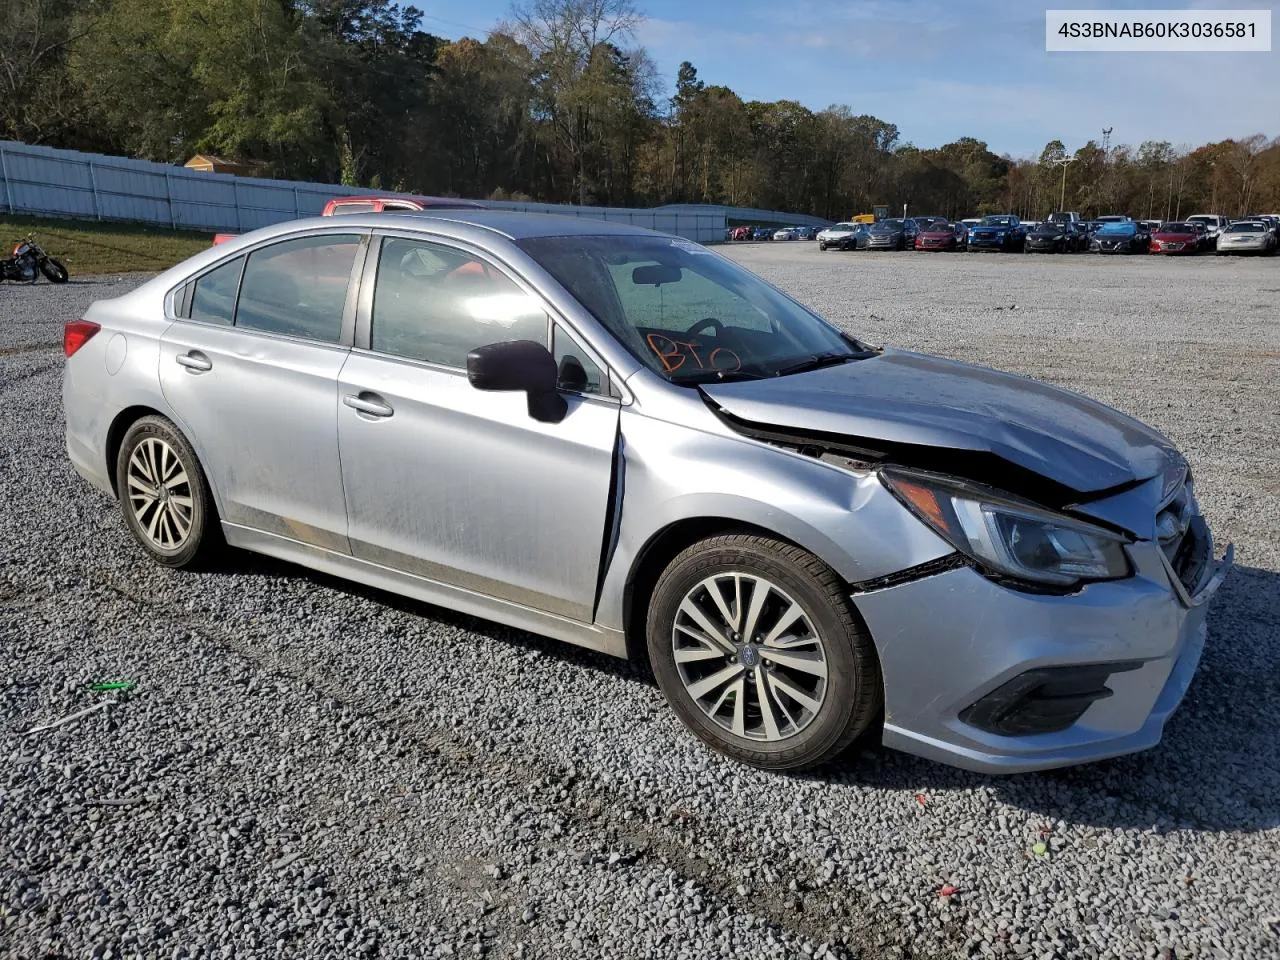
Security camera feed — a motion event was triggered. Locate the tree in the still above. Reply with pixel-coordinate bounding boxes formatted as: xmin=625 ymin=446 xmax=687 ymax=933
xmin=0 ymin=0 xmax=94 ymax=146
xmin=1220 ymin=134 xmax=1272 ymax=214
xmin=71 ymin=0 xmax=329 ymax=175
xmin=428 ymin=35 xmax=534 ymax=198
xmin=508 ymin=0 xmax=646 ymax=204
xmin=296 ymin=0 xmax=442 ymax=187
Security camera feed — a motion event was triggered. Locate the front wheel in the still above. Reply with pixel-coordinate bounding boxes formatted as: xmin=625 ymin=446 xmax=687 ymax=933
xmin=40 ymin=258 xmax=69 ymax=283
xmin=647 ymin=534 xmax=882 ymax=771
xmin=819 ymin=243 xmax=827 ymax=251
xmin=115 ymin=416 xmax=220 ymax=568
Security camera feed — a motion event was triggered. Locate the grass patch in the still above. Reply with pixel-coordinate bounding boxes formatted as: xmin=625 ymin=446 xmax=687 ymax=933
xmin=0 ymin=215 xmax=213 ymax=276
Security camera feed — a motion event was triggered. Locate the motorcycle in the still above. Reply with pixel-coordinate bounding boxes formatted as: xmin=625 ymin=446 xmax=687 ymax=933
xmin=1 ymin=234 xmax=69 ymax=284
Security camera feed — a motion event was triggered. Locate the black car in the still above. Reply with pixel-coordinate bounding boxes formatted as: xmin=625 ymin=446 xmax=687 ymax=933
xmin=1090 ymin=220 xmax=1152 ymax=254
xmin=1024 ymin=221 xmax=1085 ymax=253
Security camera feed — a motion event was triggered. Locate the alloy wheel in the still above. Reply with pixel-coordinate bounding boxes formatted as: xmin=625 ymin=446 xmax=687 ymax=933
xmin=126 ymin=437 xmax=194 ymax=550
xmin=672 ymin=572 xmax=828 ymax=742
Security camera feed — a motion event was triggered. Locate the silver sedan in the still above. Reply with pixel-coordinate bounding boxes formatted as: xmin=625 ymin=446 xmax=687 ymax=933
xmin=63 ymin=211 xmax=1231 ymax=773
xmin=1215 ymin=221 xmax=1277 ymax=255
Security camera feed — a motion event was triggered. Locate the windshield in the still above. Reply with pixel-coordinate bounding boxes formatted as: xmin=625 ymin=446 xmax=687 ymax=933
xmin=518 ymin=235 xmax=862 ymax=383
xmin=1157 ymin=223 xmax=1193 ymax=233
xmin=874 ymin=219 xmax=904 ymax=229
xmin=1098 ymin=222 xmax=1136 ymax=235
xmin=1227 ymin=223 xmax=1264 ymax=233
xmin=979 ymin=216 xmax=1013 ymax=226
xmin=829 ymin=223 xmax=855 ymax=232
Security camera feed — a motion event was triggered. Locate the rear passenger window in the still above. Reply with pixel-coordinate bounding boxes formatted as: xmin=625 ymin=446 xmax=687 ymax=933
xmin=189 ymin=256 xmax=244 ymax=326
xmin=371 ymin=237 xmax=548 ymax=368
xmin=236 ymin=235 xmax=360 ymax=343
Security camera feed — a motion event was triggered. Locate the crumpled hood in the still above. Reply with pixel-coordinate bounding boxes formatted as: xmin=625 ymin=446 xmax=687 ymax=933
xmin=701 ymin=349 xmax=1178 ymax=496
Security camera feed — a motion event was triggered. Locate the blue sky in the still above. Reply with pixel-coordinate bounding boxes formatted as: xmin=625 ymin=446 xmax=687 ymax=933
xmin=416 ymin=0 xmax=1278 ymax=157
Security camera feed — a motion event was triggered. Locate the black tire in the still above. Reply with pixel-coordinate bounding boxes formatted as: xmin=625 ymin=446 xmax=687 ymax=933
xmin=41 ymin=258 xmax=69 ymax=283
xmin=819 ymin=243 xmax=827 ymax=251
xmin=115 ymin=415 xmax=220 ymax=569
xmin=646 ymin=534 xmax=882 ymax=771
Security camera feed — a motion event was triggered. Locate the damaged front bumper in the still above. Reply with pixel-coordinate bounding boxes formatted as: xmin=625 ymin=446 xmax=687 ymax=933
xmin=852 ymin=538 xmax=1233 ymax=774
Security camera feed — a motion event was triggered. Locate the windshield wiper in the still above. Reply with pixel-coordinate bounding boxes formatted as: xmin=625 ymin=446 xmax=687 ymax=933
xmin=672 ymin=369 xmax=769 ymax=385
xmin=772 ymin=351 xmax=865 ymax=377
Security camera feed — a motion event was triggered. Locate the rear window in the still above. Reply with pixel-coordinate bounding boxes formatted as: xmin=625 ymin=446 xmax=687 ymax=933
xmin=235 ymin=235 xmax=361 ymax=342
xmin=189 ymin=256 xmax=244 ymax=326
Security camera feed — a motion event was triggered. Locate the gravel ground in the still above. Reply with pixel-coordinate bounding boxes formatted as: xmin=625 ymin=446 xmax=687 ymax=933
xmin=2 ymin=251 xmax=1279 ymax=960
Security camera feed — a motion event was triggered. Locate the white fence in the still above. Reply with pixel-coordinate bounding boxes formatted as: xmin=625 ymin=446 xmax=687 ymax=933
xmin=654 ymin=203 xmax=832 ymax=229
xmin=0 ymin=141 xmax=732 ymax=243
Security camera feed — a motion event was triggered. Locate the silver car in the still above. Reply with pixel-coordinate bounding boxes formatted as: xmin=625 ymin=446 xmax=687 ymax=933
xmin=1215 ymin=221 xmax=1277 ymax=255
xmin=63 ymin=212 xmax=1232 ymax=773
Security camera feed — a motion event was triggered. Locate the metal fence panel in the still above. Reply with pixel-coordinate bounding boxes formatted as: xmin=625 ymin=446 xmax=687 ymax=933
xmin=0 ymin=141 xmax=823 ymax=244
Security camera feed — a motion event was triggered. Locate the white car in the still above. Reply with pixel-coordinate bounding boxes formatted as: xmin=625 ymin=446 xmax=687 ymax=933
xmin=1216 ymin=221 xmax=1277 ymax=255
xmin=773 ymin=227 xmax=800 ymax=241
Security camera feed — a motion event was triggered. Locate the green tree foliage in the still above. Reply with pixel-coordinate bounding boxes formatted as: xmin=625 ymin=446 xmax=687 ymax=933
xmin=2 ymin=0 xmax=1276 ymax=217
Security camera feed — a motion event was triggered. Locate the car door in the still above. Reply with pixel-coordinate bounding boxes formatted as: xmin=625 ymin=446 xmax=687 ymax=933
xmin=335 ymin=233 xmax=621 ymax=622
xmin=160 ymin=230 xmax=366 ymax=552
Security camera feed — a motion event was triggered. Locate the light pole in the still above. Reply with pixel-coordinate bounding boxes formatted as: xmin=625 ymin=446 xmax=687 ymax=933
xmin=1051 ymin=157 xmax=1076 ymax=212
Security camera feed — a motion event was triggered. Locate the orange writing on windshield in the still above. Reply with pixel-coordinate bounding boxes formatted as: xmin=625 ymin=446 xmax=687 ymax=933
xmin=646 ymin=333 xmax=742 ymax=374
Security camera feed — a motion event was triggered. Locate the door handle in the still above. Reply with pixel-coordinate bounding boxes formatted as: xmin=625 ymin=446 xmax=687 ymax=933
xmin=343 ymin=392 xmax=394 ymax=418
xmin=175 ymin=351 xmax=212 ymax=372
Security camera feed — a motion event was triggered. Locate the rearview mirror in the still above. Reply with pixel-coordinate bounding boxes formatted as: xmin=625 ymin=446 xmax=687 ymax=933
xmin=467 ymin=340 xmax=567 ymax=424
xmin=632 ymin=263 xmax=682 ymax=286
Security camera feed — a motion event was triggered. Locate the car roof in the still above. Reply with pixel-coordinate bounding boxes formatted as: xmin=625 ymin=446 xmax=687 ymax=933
xmin=268 ymin=209 xmax=672 ymax=242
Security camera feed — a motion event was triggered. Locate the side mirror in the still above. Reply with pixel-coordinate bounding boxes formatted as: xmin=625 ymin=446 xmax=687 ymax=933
xmin=467 ymin=340 xmax=567 ymax=424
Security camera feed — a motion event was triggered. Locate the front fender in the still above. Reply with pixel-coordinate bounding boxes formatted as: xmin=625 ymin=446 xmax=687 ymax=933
xmin=594 ymin=410 xmax=953 ymax=633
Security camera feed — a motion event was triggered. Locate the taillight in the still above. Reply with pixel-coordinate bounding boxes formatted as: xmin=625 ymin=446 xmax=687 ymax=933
xmin=63 ymin=320 xmax=101 ymax=357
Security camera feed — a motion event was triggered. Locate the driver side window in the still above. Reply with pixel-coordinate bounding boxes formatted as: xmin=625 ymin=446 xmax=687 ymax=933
xmin=370 ymin=237 xmax=548 ymax=367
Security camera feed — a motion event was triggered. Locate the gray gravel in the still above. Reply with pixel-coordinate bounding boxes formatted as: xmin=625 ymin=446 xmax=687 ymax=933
xmin=3 ymin=251 xmax=1279 ymax=960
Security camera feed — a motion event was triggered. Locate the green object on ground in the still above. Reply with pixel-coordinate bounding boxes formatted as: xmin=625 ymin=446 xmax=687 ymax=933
xmin=90 ymin=681 xmax=136 ymax=692
xmin=1032 ymin=842 xmax=1049 ymax=857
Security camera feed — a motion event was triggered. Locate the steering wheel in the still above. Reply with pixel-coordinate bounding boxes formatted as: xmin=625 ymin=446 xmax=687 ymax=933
xmin=686 ymin=317 xmax=724 ymax=337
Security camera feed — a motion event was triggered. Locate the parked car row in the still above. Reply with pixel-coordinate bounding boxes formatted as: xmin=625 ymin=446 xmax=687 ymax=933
xmin=728 ymin=225 xmax=819 ymax=241
xmin=813 ymin=212 xmax=1280 ymax=256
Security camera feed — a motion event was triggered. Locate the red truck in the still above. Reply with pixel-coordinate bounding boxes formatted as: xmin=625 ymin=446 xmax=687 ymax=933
xmin=212 ymin=194 xmax=485 ymax=244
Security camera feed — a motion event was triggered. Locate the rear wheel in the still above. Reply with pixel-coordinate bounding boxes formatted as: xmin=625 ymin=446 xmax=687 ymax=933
xmin=115 ymin=416 xmax=220 ymax=568
xmin=647 ymin=534 xmax=882 ymax=771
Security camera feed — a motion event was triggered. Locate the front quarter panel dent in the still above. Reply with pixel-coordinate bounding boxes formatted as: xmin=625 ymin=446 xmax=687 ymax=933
xmin=595 ymin=412 xmax=953 ymax=634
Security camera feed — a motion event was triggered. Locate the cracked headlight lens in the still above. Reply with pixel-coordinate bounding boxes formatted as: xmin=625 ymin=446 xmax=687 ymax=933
xmin=881 ymin=469 xmax=1131 ymax=587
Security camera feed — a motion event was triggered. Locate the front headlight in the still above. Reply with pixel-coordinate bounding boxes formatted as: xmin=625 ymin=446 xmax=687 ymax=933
xmin=881 ymin=469 xmax=1131 ymax=587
